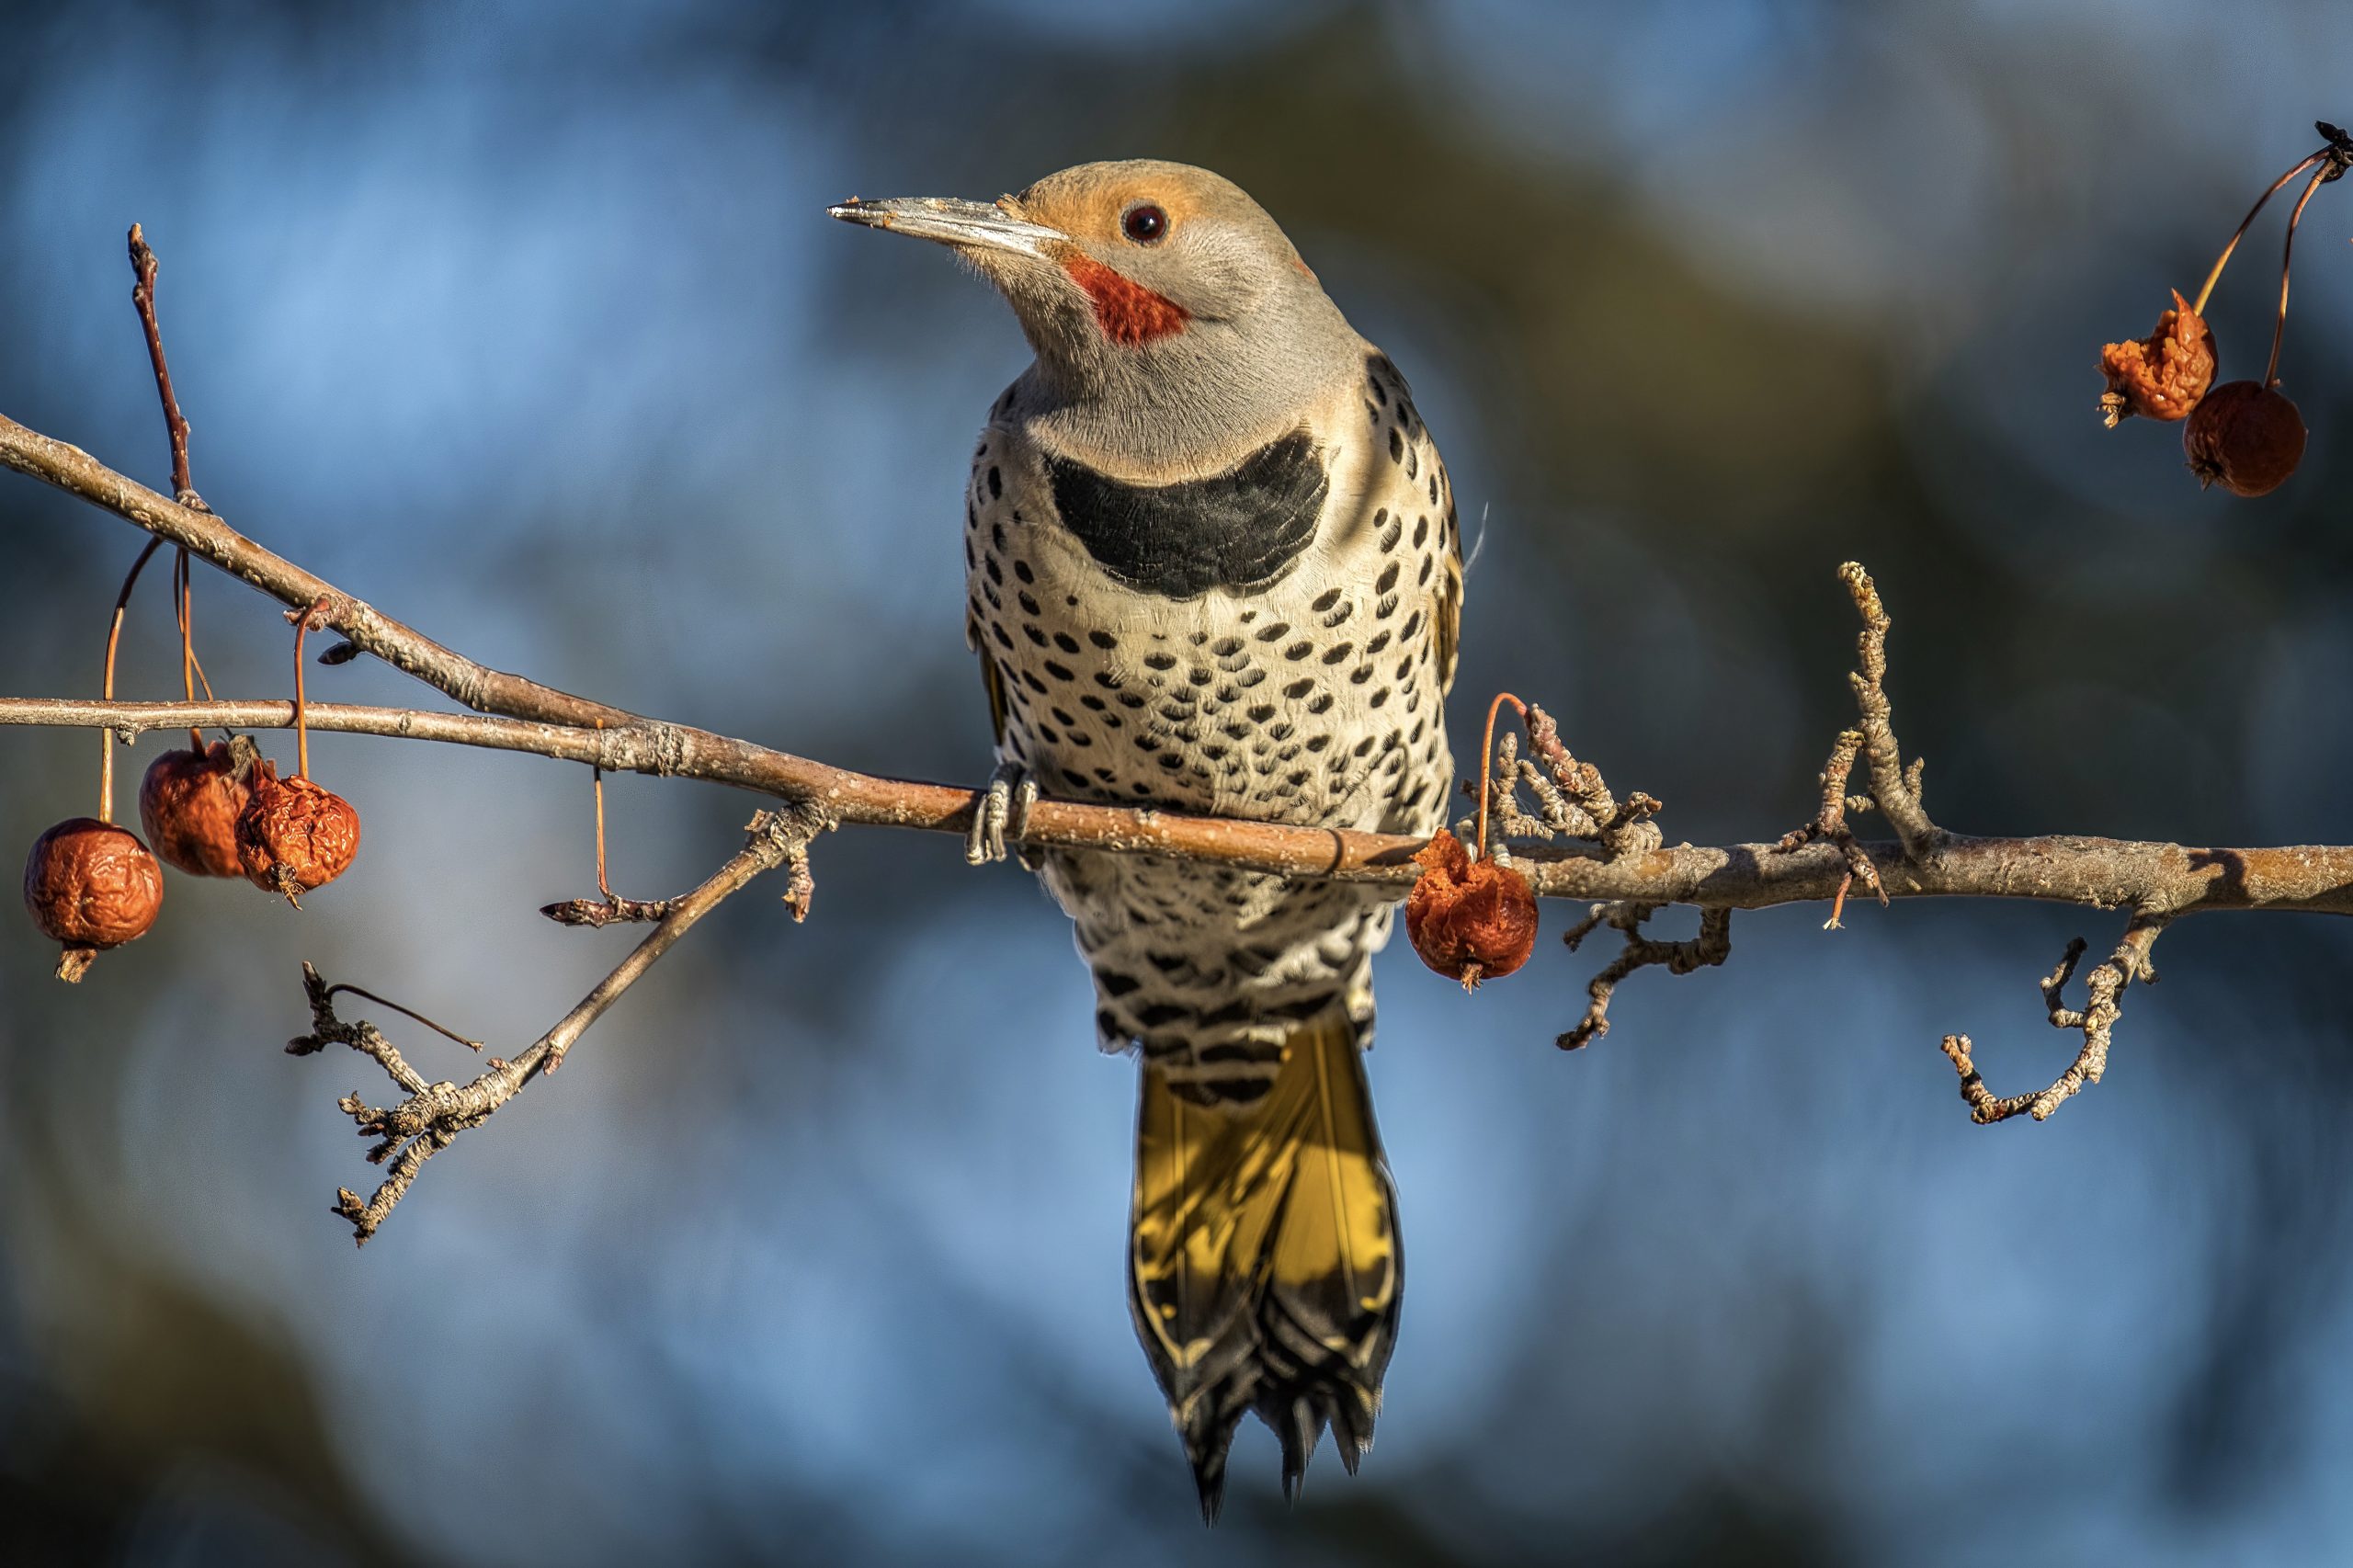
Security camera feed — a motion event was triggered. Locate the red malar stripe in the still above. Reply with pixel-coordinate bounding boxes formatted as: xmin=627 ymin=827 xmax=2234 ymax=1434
xmin=1062 ymin=253 xmax=1189 ymax=347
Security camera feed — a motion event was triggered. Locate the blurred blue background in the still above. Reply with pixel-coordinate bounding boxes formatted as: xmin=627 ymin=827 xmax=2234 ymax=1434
xmin=6 ymin=2 xmax=2353 ymax=1562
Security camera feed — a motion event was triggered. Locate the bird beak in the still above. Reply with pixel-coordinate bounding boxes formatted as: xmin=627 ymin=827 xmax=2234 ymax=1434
xmin=826 ymin=196 xmax=1068 ymax=261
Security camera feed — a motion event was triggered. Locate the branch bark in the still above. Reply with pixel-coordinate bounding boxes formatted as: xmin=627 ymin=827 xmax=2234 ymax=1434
xmin=3 ymin=694 xmax=2351 ymax=915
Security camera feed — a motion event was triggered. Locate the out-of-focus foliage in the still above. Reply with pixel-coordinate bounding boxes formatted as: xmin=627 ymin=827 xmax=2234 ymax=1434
xmin=5 ymin=3 xmax=2353 ymax=1563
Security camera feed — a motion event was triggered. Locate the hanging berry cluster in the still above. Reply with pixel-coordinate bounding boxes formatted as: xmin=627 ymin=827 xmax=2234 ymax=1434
xmin=20 ymin=232 xmax=360 ymax=983
xmin=2098 ymin=121 xmax=2351 ymax=496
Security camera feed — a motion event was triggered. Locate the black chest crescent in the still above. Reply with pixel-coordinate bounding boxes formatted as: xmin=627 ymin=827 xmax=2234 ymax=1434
xmin=1043 ymin=430 xmax=1328 ymax=599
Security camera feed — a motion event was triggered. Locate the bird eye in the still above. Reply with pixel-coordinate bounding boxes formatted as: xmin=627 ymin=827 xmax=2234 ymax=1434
xmin=1121 ymin=203 xmax=1168 ymax=244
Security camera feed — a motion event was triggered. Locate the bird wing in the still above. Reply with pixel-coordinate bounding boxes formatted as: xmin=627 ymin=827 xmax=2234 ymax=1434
xmin=969 ymin=608 xmax=1010 ymax=748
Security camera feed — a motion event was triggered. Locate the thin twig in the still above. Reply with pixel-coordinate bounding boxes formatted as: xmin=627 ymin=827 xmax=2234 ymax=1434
xmin=1557 ymin=904 xmax=1733 ymax=1050
xmin=1938 ymin=913 xmax=2170 ymax=1123
xmin=1775 ymin=728 xmax=1883 ymax=926
xmin=1838 ymin=562 xmax=1940 ymax=860
xmin=540 ymin=894 xmax=673 ymax=926
xmin=292 ymin=805 xmax=833 ymax=1244
xmin=127 ymin=223 xmax=199 ymax=507
xmin=321 ymin=983 xmax=484 ymax=1052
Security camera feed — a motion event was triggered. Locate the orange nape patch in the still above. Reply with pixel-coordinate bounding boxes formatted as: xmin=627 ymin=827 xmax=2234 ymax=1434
xmin=1062 ymin=253 xmax=1189 ymax=347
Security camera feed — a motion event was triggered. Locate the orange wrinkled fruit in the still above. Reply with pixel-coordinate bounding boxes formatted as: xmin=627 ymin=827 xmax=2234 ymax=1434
xmin=1404 ymin=830 xmax=1539 ymax=991
xmin=2184 ymin=380 xmax=2306 ymax=497
xmin=140 ymin=741 xmax=251 ymax=878
xmin=234 ymin=762 xmax=360 ymax=903
xmin=23 ymin=817 xmax=164 ymax=982
xmin=2098 ymin=289 xmax=2216 ymax=426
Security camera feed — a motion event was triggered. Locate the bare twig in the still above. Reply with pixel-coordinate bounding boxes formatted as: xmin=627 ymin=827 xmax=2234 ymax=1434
xmin=320 ymin=983 xmax=483 ymax=1052
xmin=290 ymin=805 xmax=831 ymax=1244
xmin=1557 ymin=904 xmax=1733 ymax=1050
xmin=1938 ymin=913 xmax=2170 ymax=1123
xmin=1839 ymin=562 xmax=1940 ymax=861
xmin=540 ymin=894 xmax=673 ymax=927
xmin=128 ymin=224 xmax=201 ymax=509
xmin=1460 ymin=699 xmax=1661 ymax=862
xmin=1776 ymin=728 xmax=1884 ymax=926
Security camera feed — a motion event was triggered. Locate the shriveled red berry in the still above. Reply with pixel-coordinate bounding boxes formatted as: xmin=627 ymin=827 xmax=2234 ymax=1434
xmin=2098 ymin=290 xmax=2216 ymax=426
xmin=1404 ymin=830 xmax=1540 ymax=991
xmin=234 ymin=762 xmax=360 ymax=904
xmin=2184 ymin=380 xmax=2306 ymax=497
xmin=23 ymin=817 xmax=164 ymax=982
xmin=139 ymin=742 xmax=251 ymax=878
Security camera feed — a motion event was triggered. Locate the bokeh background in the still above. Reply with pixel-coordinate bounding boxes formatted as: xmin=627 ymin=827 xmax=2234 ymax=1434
xmin=5 ymin=2 xmax=2353 ymax=1562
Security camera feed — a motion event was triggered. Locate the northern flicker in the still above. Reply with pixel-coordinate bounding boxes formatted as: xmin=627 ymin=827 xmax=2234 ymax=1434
xmin=831 ymin=161 xmax=1461 ymax=1520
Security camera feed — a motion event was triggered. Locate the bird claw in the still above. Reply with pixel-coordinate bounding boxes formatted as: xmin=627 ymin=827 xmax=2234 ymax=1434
xmin=965 ymin=761 xmax=1038 ymax=866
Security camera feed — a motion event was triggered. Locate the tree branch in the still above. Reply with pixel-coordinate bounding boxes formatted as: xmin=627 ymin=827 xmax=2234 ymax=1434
xmin=287 ymin=804 xmax=830 ymax=1243
xmin=3 ymin=696 xmax=2351 ymax=916
xmin=1938 ymin=912 xmax=2169 ymax=1123
xmin=3 ymin=692 xmax=2352 ymax=915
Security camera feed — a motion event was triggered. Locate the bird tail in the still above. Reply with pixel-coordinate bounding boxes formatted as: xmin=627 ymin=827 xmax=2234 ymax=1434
xmin=1128 ymin=1006 xmax=1403 ymax=1523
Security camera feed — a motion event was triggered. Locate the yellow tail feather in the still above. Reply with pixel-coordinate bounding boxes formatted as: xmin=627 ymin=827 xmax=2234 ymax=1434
xmin=1129 ymin=1009 xmax=1402 ymax=1521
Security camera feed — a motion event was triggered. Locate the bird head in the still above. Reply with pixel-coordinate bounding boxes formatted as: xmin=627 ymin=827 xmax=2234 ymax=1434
xmin=830 ymin=160 xmax=1353 ymax=441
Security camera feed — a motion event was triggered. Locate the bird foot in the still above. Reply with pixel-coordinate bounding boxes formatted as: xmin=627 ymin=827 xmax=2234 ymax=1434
xmin=965 ymin=760 xmax=1038 ymax=866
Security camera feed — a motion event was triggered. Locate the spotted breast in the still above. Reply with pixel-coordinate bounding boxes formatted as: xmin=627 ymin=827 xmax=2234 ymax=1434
xmin=964 ymin=351 xmax=1459 ymax=1103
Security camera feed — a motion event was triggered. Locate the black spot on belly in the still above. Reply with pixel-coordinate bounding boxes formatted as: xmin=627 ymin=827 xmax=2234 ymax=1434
xmin=1043 ymin=430 xmax=1327 ymax=598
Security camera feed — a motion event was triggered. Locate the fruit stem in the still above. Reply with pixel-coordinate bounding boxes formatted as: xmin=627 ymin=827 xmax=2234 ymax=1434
xmin=322 ymin=983 xmax=484 ymax=1052
xmin=2266 ymin=159 xmax=2333 ymax=388
xmin=174 ymin=549 xmax=202 ymax=750
xmin=291 ymin=597 xmax=330 ymax=779
xmin=2193 ymin=149 xmax=2325 ymax=316
xmin=99 ymin=536 xmax=165 ymax=823
xmin=594 ymin=719 xmax=613 ymax=900
xmin=1475 ymin=689 xmax=1529 ymax=860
